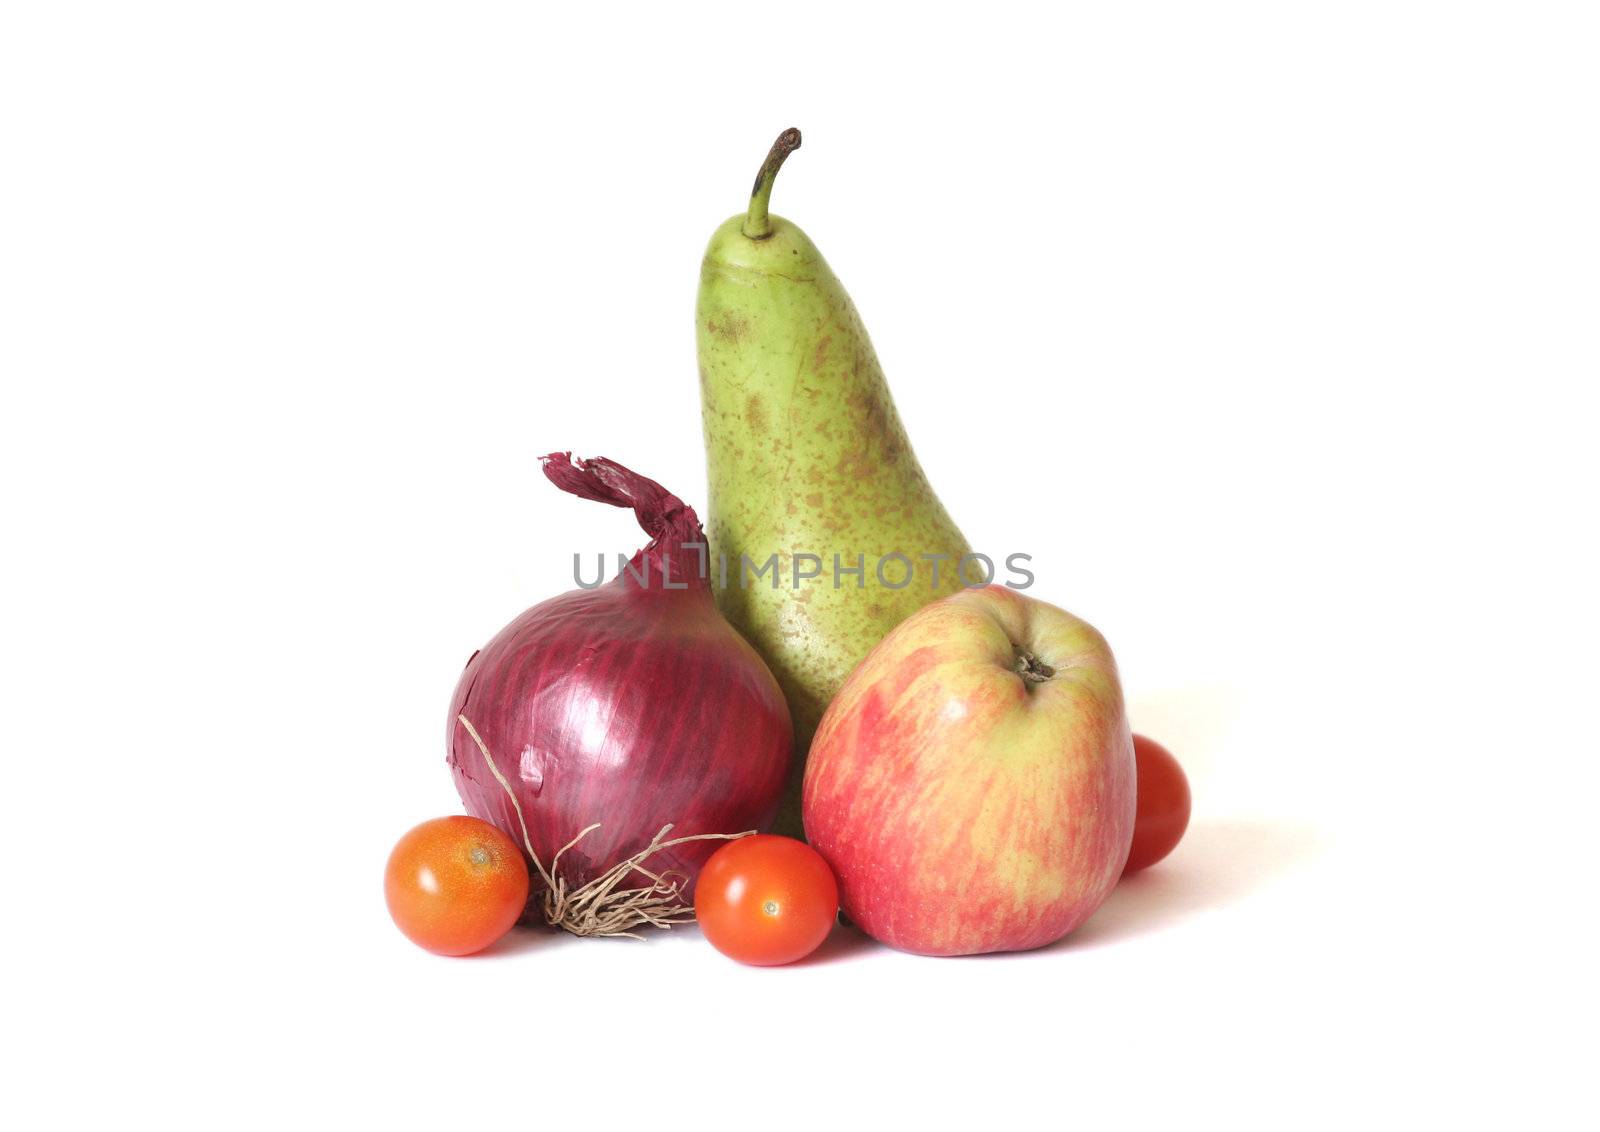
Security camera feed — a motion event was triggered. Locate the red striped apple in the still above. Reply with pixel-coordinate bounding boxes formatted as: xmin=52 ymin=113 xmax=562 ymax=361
xmin=802 ymin=585 xmax=1136 ymax=956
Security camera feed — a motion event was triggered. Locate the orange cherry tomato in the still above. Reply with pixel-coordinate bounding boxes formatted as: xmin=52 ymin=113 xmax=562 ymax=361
xmin=695 ymin=834 xmax=838 ymax=966
xmin=1123 ymin=734 xmax=1192 ymax=874
xmin=385 ymin=816 xmax=529 ymax=956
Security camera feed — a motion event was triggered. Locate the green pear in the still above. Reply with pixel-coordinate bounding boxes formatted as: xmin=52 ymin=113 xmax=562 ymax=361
xmin=697 ymin=128 xmax=971 ymax=835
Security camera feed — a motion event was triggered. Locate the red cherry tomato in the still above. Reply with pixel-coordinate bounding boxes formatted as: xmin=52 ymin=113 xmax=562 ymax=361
xmin=385 ymin=816 xmax=530 ymax=955
xmin=1123 ymin=734 xmax=1192 ymax=874
xmin=695 ymin=834 xmax=839 ymax=966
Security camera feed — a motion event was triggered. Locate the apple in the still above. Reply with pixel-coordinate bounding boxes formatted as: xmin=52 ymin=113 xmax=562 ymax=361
xmin=802 ymin=584 xmax=1135 ymax=956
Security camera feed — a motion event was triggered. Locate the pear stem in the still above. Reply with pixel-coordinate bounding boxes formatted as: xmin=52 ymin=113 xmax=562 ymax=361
xmin=743 ymin=127 xmax=802 ymax=240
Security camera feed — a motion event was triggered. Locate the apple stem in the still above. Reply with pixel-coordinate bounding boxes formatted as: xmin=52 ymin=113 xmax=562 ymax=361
xmin=743 ymin=127 xmax=802 ymax=240
xmin=1014 ymin=650 xmax=1056 ymax=685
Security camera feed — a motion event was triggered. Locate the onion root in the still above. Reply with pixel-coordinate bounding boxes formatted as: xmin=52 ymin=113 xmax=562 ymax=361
xmin=456 ymin=714 xmax=751 ymax=939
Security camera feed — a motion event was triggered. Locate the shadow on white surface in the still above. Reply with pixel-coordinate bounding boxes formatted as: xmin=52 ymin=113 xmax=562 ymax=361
xmin=463 ymin=924 xmax=563 ymax=959
xmin=470 ymin=917 xmax=882 ymax=965
xmin=786 ymin=924 xmax=879 ymax=968
xmin=1062 ymin=817 xmax=1324 ymax=951
xmin=454 ymin=817 xmax=1322 ymax=963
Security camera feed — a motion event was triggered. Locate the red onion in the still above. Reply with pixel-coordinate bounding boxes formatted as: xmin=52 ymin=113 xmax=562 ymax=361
xmin=446 ymin=453 xmax=791 ymax=936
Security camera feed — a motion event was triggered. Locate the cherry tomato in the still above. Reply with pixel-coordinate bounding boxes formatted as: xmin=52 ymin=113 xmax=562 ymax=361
xmin=695 ymin=834 xmax=838 ymax=966
xmin=1123 ymin=734 xmax=1192 ymax=874
xmin=385 ymin=816 xmax=530 ymax=956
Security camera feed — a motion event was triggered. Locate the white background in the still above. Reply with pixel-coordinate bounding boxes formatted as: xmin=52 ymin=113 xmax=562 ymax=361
xmin=3 ymin=2 xmax=1596 ymax=1127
